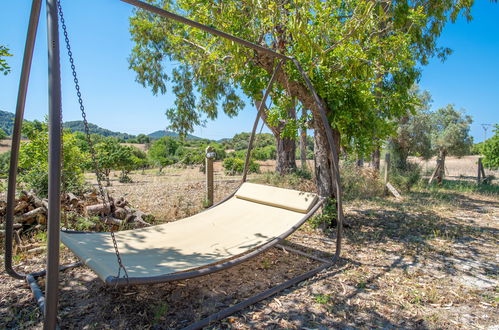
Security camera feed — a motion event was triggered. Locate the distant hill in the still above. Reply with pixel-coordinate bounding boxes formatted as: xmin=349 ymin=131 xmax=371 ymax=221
xmin=148 ymin=130 xmax=201 ymax=140
xmin=0 ymin=110 xmax=17 ymax=135
xmin=63 ymin=121 xmax=136 ymax=140
xmin=0 ymin=110 xmax=205 ymax=141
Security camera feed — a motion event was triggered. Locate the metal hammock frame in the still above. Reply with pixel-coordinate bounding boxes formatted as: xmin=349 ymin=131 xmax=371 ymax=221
xmin=4 ymin=0 xmax=345 ymax=328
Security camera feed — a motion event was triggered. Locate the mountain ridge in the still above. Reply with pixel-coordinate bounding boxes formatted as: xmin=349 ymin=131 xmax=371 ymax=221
xmin=0 ymin=110 xmax=204 ymax=140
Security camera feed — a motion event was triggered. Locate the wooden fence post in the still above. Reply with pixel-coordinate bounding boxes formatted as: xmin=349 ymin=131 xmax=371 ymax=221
xmin=384 ymin=152 xmax=390 ymax=195
xmin=477 ymin=157 xmax=487 ymax=184
xmin=477 ymin=157 xmax=482 ymax=184
xmin=205 ymin=146 xmax=215 ymax=207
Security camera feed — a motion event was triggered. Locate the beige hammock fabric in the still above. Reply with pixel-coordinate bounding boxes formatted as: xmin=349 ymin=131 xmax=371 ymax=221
xmin=61 ymin=183 xmax=318 ymax=282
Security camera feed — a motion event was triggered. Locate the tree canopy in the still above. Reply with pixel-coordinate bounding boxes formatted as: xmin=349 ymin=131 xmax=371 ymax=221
xmin=129 ymin=0 xmax=472 ymax=151
xmin=430 ymin=104 xmax=473 ymax=158
xmin=0 ymin=45 xmax=12 ymax=75
xmin=479 ymin=124 xmax=499 ymax=169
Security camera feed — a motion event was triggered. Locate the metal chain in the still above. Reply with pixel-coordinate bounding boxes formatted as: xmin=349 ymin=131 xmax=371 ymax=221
xmin=57 ymin=0 xmax=128 ymax=282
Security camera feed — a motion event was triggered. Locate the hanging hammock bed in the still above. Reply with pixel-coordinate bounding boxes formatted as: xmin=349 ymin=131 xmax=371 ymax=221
xmin=61 ymin=182 xmax=322 ymax=286
xmin=5 ymin=0 xmax=344 ymax=327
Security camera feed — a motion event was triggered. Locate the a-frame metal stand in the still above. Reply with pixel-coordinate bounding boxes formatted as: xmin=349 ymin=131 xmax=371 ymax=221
xmin=5 ymin=0 xmax=344 ymax=328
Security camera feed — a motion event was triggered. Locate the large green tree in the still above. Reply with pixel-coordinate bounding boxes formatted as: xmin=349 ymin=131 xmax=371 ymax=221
xmin=430 ymin=104 xmax=473 ymax=177
xmin=129 ymin=0 xmax=474 ymax=197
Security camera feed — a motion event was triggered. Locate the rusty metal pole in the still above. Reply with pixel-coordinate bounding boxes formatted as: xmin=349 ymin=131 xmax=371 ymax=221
xmin=45 ymin=0 xmax=63 ymax=328
xmin=5 ymin=0 xmax=43 ymax=280
xmin=205 ymin=146 xmax=215 ymax=207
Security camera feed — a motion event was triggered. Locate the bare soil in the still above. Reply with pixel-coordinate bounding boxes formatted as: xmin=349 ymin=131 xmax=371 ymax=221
xmin=1 ymin=164 xmax=498 ymax=329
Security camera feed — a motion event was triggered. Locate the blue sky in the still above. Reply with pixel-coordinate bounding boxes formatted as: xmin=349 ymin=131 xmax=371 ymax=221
xmin=0 ymin=1 xmax=497 ymax=142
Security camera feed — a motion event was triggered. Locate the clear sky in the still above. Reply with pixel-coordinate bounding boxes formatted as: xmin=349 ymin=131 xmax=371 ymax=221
xmin=0 ymin=0 xmax=498 ymax=141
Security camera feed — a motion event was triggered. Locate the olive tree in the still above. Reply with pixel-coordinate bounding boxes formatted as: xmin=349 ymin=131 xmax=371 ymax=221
xmin=129 ymin=0 xmax=474 ymax=198
xmin=430 ymin=104 xmax=473 ymax=175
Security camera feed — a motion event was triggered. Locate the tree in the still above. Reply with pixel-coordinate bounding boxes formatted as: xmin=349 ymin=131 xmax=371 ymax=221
xmin=136 ymin=134 xmax=150 ymax=144
xmin=18 ymin=121 xmax=87 ymax=196
xmin=129 ymin=0 xmax=474 ymax=199
xmin=93 ymin=138 xmax=136 ymax=185
xmin=0 ymin=45 xmax=12 ymax=75
xmin=389 ymin=85 xmax=434 ymax=170
xmin=148 ymin=136 xmax=181 ymax=171
xmin=479 ymin=124 xmax=499 ymax=170
xmin=430 ymin=104 xmax=473 ymax=180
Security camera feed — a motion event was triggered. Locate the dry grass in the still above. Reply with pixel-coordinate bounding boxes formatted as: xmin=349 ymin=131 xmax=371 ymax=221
xmin=409 ymin=155 xmax=499 ymax=179
xmin=1 ymin=162 xmax=498 ymax=329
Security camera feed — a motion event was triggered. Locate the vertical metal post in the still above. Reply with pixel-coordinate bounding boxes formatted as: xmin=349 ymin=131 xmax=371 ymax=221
xmin=45 ymin=0 xmax=62 ymax=328
xmin=4 ymin=0 xmax=43 ymax=280
xmin=384 ymin=152 xmax=390 ymax=195
xmin=205 ymin=146 xmax=214 ymax=207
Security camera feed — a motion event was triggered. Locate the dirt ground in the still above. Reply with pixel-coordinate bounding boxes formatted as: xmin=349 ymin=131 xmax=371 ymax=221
xmin=1 ymin=162 xmax=498 ymax=329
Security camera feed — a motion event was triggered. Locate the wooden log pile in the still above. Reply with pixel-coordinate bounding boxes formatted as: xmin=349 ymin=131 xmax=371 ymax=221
xmin=0 ymin=190 xmax=154 ymax=247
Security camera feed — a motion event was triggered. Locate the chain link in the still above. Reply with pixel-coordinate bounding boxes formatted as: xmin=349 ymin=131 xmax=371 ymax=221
xmin=57 ymin=0 xmax=128 ymax=282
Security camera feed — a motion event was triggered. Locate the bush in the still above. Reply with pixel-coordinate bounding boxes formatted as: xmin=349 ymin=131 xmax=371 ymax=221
xmin=253 ymin=145 xmax=276 ymax=161
xmin=308 ymin=198 xmax=337 ymax=230
xmin=0 ymin=151 xmax=10 ymax=178
xmin=481 ymin=124 xmax=499 ymax=169
xmin=223 ymin=157 xmax=259 ymax=175
xmin=19 ymin=121 xmax=87 ymax=196
xmin=390 ymin=162 xmax=422 ymax=192
xmin=340 ymin=161 xmax=384 ymax=200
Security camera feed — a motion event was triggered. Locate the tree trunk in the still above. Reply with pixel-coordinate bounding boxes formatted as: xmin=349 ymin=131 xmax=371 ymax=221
xmin=313 ymin=125 xmax=340 ymax=198
xmin=300 ymin=108 xmax=308 ymax=169
xmin=437 ymin=149 xmax=446 ymax=183
xmin=370 ymin=146 xmax=380 ymax=171
xmin=276 ymin=136 xmax=296 ymax=174
xmin=255 ymin=98 xmax=297 ymax=175
xmin=356 ymin=158 xmax=364 ymax=167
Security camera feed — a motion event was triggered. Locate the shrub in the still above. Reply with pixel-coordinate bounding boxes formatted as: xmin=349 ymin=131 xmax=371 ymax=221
xmin=390 ymin=162 xmax=422 ymax=192
xmin=223 ymin=157 xmax=259 ymax=175
xmin=19 ymin=121 xmax=87 ymax=196
xmin=0 ymin=151 xmax=10 ymax=178
xmin=255 ymin=171 xmax=315 ymax=192
xmin=481 ymin=124 xmax=499 ymax=169
xmin=340 ymin=161 xmax=384 ymax=200
xmin=308 ymin=198 xmax=337 ymax=230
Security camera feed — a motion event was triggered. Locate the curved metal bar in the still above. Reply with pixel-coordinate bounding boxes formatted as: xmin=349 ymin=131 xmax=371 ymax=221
xmin=119 ymin=0 xmax=290 ymax=61
xmin=105 ymin=198 xmax=325 ymax=287
xmin=184 ymin=261 xmax=332 ymax=330
xmin=242 ymin=59 xmax=284 ymax=182
xmin=291 ymin=58 xmax=343 ymax=261
xmin=4 ymin=0 xmax=43 ymax=280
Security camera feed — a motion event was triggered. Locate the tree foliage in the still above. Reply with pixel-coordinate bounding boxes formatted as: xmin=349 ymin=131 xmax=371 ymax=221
xmin=93 ymin=138 xmax=141 ymax=185
xmin=129 ymin=0 xmax=472 ymax=152
xmin=430 ymin=104 xmax=473 ymax=157
xmin=19 ymin=121 xmax=87 ymax=196
xmin=480 ymin=124 xmax=499 ymax=169
xmin=0 ymin=45 xmax=12 ymax=75
xmin=389 ymin=85 xmax=433 ymax=169
xmin=128 ymin=0 xmax=475 ymax=197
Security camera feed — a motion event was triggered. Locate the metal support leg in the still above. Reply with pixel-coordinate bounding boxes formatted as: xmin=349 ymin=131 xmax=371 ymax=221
xmin=242 ymin=59 xmax=283 ymax=182
xmin=45 ymin=0 xmax=63 ymax=328
xmin=4 ymin=0 xmax=43 ymax=280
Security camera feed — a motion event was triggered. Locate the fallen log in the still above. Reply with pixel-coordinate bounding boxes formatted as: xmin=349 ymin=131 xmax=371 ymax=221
xmin=86 ymin=203 xmax=111 ymax=216
xmin=386 ymin=182 xmax=402 ymax=199
xmin=113 ymin=207 xmax=127 ymax=220
xmin=103 ymin=216 xmax=123 ymax=226
xmin=15 ymin=207 xmax=45 ymax=223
